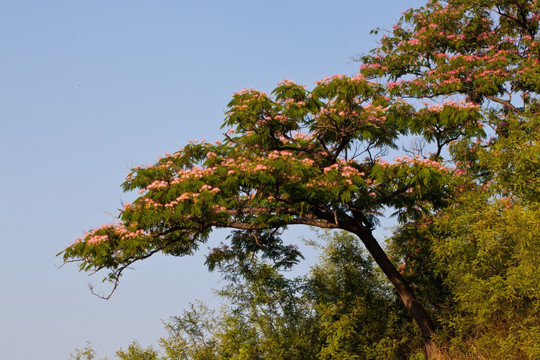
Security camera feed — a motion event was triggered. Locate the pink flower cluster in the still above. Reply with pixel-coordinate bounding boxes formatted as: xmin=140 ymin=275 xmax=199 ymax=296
xmin=392 ymin=156 xmax=449 ymax=172
xmin=171 ymin=166 xmax=217 ymax=183
xmin=77 ymin=222 xmax=149 ymax=247
xmin=374 ymin=157 xmax=390 ymax=167
xmin=267 ymin=150 xmax=293 ymax=159
xmin=315 ymin=74 xmax=347 ymax=85
xmin=293 ymin=132 xmax=313 ymax=141
xmin=311 ymin=160 xmax=366 ymax=187
xmin=277 ymin=79 xmax=304 ymax=88
xmin=360 ymin=63 xmax=389 ymax=71
xmin=87 ymin=234 xmax=108 ymax=245
xmin=146 ymin=180 xmax=169 ymax=190
xmin=113 ymin=223 xmax=146 ymax=239
xmin=164 ymin=192 xmax=197 ymax=208
xmin=200 ymin=184 xmax=220 ymax=193
xmin=162 ymin=185 xmax=221 ymax=209
xmin=424 ymin=100 xmax=479 ymax=112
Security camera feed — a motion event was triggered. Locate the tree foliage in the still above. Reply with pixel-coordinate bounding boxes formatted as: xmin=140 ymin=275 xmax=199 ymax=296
xmin=69 ymin=342 xmax=104 ymax=360
xmin=63 ymin=0 xmax=540 ymax=358
xmin=82 ymin=231 xmax=423 ymax=360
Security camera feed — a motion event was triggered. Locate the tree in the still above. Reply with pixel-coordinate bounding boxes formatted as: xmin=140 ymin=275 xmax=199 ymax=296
xmin=359 ymin=0 xmax=540 ymax=356
xmin=61 ymin=1 xmax=540 ymax=358
xmin=62 ymin=72 xmax=454 ymax=357
xmin=386 ymin=115 xmax=540 ymax=358
xmin=306 ymin=231 xmax=419 ymax=359
xmin=115 ymin=342 xmax=159 ymax=360
xmin=158 ymin=256 xmax=320 ymax=359
xmin=116 ymin=230 xmax=420 ymax=359
xmin=70 ymin=342 xmax=108 ymax=360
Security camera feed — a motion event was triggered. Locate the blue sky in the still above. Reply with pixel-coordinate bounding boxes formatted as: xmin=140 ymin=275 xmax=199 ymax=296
xmin=0 ymin=1 xmax=425 ymax=358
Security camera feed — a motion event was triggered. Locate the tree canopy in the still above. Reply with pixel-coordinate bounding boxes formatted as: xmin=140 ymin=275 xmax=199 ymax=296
xmin=62 ymin=0 xmax=540 ymax=358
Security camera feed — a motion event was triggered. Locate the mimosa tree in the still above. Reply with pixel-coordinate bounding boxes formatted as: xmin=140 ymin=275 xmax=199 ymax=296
xmin=61 ymin=1 xmax=540 ymax=358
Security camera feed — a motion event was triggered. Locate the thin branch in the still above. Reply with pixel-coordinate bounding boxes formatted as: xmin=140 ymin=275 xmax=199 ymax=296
xmin=380 ymin=185 xmax=414 ymax=204
xmin=223 ymin=218 xmax=339 ymax=230
xmin=86 ymin=237 xmax=181 ymax=300
xmin=486 ymin=94 xmax=518 ymax=111
xmin=89 ymin=281 xmax=119 ymax=300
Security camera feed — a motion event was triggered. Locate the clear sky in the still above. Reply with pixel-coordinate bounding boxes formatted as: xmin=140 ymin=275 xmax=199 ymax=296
xmin=0 ymin=1 xmax=426 ymax=358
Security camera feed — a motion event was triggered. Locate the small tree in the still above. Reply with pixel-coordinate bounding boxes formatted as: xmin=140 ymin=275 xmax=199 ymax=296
xmin=61 ymin=1 xmax=540 ymax=358
xmin=70 ymin=342 xmax=107 ymax=360
xmin=151 ymin=230 xmax=416 ymax=359
xmin=116 ymin=342 xmax=159 ymax=360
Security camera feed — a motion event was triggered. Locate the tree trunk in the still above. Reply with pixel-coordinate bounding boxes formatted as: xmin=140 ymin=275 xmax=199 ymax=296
xmin=352 ymin=227 xmax=439 ymax=359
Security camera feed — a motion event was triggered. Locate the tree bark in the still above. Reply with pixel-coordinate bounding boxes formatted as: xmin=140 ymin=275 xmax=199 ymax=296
xmin=350 ymin=226 xmax=439 ymax=359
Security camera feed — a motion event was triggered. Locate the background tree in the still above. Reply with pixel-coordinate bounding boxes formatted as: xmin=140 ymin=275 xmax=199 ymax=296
xmin=386 ymin=116 xmax=540 ymax=359
xmin=306 ymin=231 xmax=419 ymax=359
xmin=115 ymin=342 xmax=159 ymax=360
xmin=70 ymin=342 xmax=108 ymax=360
xmin=438 ymin=117 xmax=539 ymax=358
xmin=111 ymin=230 xmax=423 ymax=360
xmin=365 ymin=0 xmax=540 ymax=357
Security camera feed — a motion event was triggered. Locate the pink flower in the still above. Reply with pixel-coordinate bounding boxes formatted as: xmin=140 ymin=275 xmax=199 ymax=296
xmin=177 ymin=193 xmax=190 ymax=201
xmin=87 ymin=234 xmax=108 ymax=245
